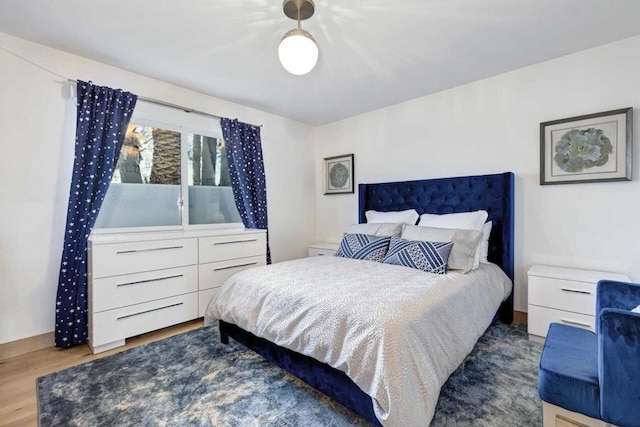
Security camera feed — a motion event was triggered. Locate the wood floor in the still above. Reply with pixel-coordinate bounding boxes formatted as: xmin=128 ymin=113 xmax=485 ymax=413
xmin=0 ymin=319 xmax=204 ymax=427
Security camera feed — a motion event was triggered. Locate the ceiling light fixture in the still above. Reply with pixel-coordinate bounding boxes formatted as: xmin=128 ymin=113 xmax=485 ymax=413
xmin=278 ymin=0 xmax=318 ymax=76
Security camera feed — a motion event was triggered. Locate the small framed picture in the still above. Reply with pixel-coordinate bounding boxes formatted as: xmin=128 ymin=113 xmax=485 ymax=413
xmin=323 ymin=154 xmax=354 ymax=194
xmin=540 ymin=107 xmax=633 ymax=185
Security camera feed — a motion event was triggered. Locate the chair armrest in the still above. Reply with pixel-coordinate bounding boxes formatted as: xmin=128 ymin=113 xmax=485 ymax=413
xmin=596 ymin=280 xmax=640 ymax=331
xmin=598 ymin=308 xmax=640 ymax=426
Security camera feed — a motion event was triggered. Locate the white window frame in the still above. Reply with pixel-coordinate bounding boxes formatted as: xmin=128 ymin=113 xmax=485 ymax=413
xmin=92 ymin=111 xmax=242 ymax=235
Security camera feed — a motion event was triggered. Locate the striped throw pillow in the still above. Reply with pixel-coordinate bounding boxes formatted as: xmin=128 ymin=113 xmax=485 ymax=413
xmin=382 ymin=237 xmax=453 ymax=274
xmin=335 ymin=234 xmax=391 ymax=263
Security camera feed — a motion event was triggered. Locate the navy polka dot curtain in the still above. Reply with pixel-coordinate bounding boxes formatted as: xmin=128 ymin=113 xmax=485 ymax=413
xmin=55 ymin=81 xmax=137 ymax=348
xmin=221 ymin=118 xmax=271 ymax=264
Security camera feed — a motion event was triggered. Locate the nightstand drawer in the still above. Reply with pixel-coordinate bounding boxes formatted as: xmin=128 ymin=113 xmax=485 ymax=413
xmin=199 ymin=233 xmax=266 ymax=263
xmin=308 ymin=247 xmax=337 ymax=257
xmin=92 ymin=239 xmax=197 ymax=278
xmin=308 ymin=242 xmax=339 ymax=257
xmin=528 ymin=305 xmax=595 ymax=338
xmin=529 ymin=276 xmax=596 ymax=316
xmin=91 ymin=265 xmax=197 ymax=313
xmin=198 ymin=255 xmax=265 ymax=291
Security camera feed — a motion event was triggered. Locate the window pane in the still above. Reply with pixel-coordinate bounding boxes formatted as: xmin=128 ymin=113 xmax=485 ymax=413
xmin=94 ymin=124 xmax=182 ymax=228
xmin=187 ymin=133 xmax=242 ymax=225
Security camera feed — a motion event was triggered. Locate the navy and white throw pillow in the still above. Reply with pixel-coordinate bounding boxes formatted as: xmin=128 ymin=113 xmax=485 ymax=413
xmin=335 ymin=233 xmax=391 ymax=263
xmin=382 ymin=237 xmax=453 ymax=274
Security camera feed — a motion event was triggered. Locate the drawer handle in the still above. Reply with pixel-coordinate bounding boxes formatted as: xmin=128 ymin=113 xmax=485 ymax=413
xmin=561 ymin=288 xmax=591 ymax=295
xmin=117 ymin=245 xmax=184 ymax=254
xmin=116 ymin=302 xmax=184 ymax=320
xmin=213 ymin=262 xmax=258 ymax=272
xmin=560 ymin=318 xmax=591 ymax=328
xmin=117 ymin=274 xmax=184 ymax=287
xmin=213 ymin=239 xmax=257 ymax=246
xmin=317 ymin=253 xmax=326 ymax=256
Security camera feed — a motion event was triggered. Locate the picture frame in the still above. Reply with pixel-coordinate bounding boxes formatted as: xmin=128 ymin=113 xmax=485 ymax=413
xmin=323 ymin=154 xmax=354 ymax=194
xmin=540 ymin=107 xmax=633 ymax=185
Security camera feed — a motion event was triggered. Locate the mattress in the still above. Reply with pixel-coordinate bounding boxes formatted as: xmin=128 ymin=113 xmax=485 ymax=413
xmin=205 ymin=255 xmax=512 ymax=426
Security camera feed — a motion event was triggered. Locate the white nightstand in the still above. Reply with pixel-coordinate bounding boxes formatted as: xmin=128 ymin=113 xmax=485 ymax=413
xmin=308 ymin=242 xmax=340 ymax=257
xmin=527 ymin=264 xmax=630 ymax=341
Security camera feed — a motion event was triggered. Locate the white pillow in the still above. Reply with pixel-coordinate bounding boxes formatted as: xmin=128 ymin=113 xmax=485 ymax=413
xmin=365 ymin=209 xmax=419 ymax=225
xmin=479 ymin=221 xmax=492 ymax=264
xmin=418 ymin=210 xmax=488 ymax=231
xmin=347 ymin=223 xmax=403 ymax=237
xmin=418 ymin=210 xmax=488 ymax=269
xmin=632 ymin=305 xmax=640 ymax=314
xmin=402 ymin=225 xmax=481 ymax=273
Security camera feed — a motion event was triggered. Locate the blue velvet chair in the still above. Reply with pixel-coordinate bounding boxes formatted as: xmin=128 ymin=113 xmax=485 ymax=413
xmin=538 ymin=280 xmax=640 ymax=427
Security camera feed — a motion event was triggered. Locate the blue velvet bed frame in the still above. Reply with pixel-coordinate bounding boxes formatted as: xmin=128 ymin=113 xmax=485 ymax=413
xmin=219 ymin=172 xmax=515 ymax=425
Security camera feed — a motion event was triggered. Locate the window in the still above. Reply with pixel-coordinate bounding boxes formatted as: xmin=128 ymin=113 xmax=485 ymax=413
xmin=187 ymin=132 xmax=241 ymax=225
xmin=94 ymin=120 xmax=241 ymax=230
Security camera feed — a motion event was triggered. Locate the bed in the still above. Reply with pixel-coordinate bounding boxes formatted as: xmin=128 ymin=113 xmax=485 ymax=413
xmin=206 ymin=172 xmax=515 ymax=426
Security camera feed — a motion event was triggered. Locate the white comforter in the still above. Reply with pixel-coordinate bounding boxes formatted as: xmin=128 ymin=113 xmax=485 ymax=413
xmin=205 ymin=256 xmax=512 ymax=426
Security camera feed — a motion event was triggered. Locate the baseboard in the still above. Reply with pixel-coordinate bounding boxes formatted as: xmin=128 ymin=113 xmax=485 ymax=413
xmin=514 ymin=310 xmax=527 ymax=325
xmin=0 ymin=331 xmax=54 ymax=360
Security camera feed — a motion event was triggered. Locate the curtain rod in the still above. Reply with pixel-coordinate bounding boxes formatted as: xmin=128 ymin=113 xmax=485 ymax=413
xmin=67 ymin=79 xmax=262 ymax=128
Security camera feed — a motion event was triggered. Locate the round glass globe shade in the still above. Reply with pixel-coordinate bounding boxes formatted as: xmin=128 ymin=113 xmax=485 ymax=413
xmin=278 ymin=30 xmax=319 ymax=75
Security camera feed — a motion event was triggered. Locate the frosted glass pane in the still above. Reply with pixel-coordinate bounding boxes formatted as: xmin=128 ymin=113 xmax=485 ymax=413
xmin=187 ymin=133 xmax=241 ymax=225
xmin=94 ymin=183 xmax=181 ymax=228
xmin=188 ymin=186 xmax=241 ymax=225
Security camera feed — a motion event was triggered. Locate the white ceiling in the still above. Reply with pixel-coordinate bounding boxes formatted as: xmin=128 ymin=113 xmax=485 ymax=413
xmin=1 ymin=1 xmax=640 ymax=125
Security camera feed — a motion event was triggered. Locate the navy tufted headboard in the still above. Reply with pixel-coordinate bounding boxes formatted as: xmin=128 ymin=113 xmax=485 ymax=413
xmin=358 ymin=172 xmax=515 ymax=324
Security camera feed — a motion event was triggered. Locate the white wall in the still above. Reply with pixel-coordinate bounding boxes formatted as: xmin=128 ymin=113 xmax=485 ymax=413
xmin=315 ymin=35 xmax=640 ymax=312
xmin=0 ymin=33 xmax=316 ymax=344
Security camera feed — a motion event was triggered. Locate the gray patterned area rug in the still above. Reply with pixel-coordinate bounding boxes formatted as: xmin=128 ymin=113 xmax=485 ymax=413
xmin=37 ymin=323 xmax=542 ymax=426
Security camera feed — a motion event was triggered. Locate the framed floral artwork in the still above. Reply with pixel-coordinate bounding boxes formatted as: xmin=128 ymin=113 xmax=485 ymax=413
xmin=323 ymin=154 xmax=354 ymax=194
xmin=540 ymin=108 xmax=633 ymax=185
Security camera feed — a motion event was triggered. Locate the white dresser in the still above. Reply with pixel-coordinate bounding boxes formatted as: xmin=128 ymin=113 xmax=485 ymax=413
xmin=88 ymin=228 xmax=266 ymax=353
xmin=527 ymin=264 xmax=630 ymax=340
xmin=308 ymin=242 xmax=339 ymax=257
xmin=197 ymin=233 xmax=267 ymax=317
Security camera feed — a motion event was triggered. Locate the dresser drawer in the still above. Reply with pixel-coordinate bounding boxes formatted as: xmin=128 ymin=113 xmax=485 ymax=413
xmin=91 ymin=238 xmax=197 ymax=278
xmin=199 ymin=233 xmax=266 ymax=263
xmin=528 ymin=305 xmax=595 ymax=338
xmin=528 ymin=276 xmax=596 ymax=316
xmin=90 ymin=293 xmax=197 ymax=348
xmin=198 ymin=255 xmax=265 ymax=291
xmin=91 ymin=266 xmax=197 ymax=313
xmin=198 ymin=288 xmax=219 ymax=318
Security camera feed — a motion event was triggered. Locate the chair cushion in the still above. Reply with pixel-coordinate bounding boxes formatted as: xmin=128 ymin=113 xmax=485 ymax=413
xmin=538 ymin=323 xmax=601 ymax=419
